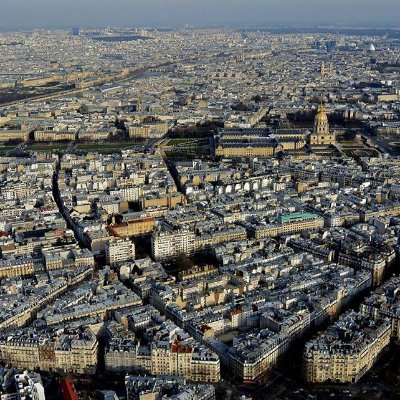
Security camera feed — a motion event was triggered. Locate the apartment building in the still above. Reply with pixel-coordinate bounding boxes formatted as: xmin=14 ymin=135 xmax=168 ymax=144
xmin=151 ymin=228 xmax=195 ymax=261
xmin=105 ymin=237 xmax=136 ymax=267
xmin=303 ymin=312 xmax=391 ymax=383
xmin=0 ymin=328 xmax=98 ymax=375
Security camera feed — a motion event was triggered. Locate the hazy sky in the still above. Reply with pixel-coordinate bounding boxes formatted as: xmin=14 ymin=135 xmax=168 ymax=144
xmin=0 ymin=0 xmax=399 ymax=30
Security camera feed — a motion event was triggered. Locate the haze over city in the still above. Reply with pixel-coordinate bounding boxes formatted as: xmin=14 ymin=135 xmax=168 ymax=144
xmin=1 ymin=0 xmax=400 ymax=29
xmin=1 ymin=0 xmax=400 ymax=399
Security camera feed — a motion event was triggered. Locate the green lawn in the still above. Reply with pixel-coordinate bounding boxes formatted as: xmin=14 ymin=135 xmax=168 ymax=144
xmin=342 ymin=148 xmax=380 ymax=158
xmin=77 ymin=142 xmax=134 ymax=150
xmin=0 ymin=146 xmax=15 ymax=155
xmin=163 ymin=136 xmax=210 ymax=159
xmin=166 ymin=139 xmax=192 ymax=146
xmin=165 ymin=148 xmax=210 ymax=159
xmin=27 ymin=144 xmax=69 ymax=151
xmin=166 ymin=138 xmax=209 ymax=147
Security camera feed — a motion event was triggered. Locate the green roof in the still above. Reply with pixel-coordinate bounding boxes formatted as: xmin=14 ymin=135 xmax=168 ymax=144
xmin=280 ymin=213 xmax=318 ymax=223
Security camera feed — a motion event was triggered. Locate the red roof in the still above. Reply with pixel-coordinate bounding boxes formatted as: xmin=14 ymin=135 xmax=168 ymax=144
xmin=60 ymin=379 xmax=79 ymax=400
xmin=171 ymin=339 xmax=192 ymax=353
xmin=106 ymin=226 xmax=120 ymax=237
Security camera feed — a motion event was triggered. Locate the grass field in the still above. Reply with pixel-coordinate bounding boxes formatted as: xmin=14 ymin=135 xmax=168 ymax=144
xmin=164 ymin=148 xmax=210 ymax=159
xmin=165 ymin=138 xmax=209 ymax=147
xmin=342 ymin=148 xmax=380 ymax=158
xmin=0 ymin=145 xmax=16 ymax=155
xmin=165 ymin=138 xmax=189 ymax=146
xmin=77 ymin=142 xmax=134 ymax=150
xmin=27 ymin=144 xmax=69 ymax=151
xmin=161 ymin=137 xmax=211 ymax=159
xmin=340 ymin=140 xmax=381 ymax=158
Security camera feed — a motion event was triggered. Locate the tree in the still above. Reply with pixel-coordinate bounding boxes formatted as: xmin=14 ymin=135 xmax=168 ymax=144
xmin=174 ymin=254 xmax=194 ymax=272
xmin=77 ymin=104 xmax=89 ymax=114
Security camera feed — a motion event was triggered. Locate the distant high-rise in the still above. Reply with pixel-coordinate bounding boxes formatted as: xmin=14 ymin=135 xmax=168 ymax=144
xmin=320 ymin=62 xmax=334 ymax=77
xmin=325 ymin=40 xmax=337 ymax=52
xmin=236 ymin=51 xmax=245 ymax=63
xmin=71 ymin=27 xmax=80 ymax=36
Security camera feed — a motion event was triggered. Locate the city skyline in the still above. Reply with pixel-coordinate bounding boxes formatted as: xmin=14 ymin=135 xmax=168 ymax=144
xmin=1 ymin=1 xmax=400 ymax=398
xmin=1 ymin=0 xmax=400 ymax=30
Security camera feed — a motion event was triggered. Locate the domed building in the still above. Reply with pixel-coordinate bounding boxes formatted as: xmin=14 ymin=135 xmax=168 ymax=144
xmin=309 ymin=105 xmax=336 ymax=146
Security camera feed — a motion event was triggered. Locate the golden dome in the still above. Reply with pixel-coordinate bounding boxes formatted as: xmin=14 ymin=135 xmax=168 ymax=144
xmin=315 ymin=105 xmax=328 ymax=123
